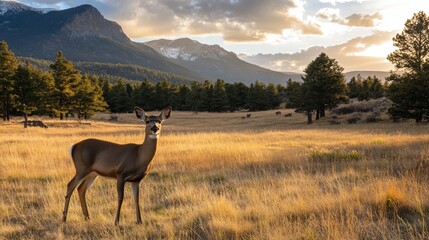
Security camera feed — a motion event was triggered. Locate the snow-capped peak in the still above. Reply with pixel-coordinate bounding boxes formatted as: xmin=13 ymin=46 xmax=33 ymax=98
xmin=0 ymin=1 xmax=50 ymax=15
xmin=146 ymin=38 xmax=235 ymax=62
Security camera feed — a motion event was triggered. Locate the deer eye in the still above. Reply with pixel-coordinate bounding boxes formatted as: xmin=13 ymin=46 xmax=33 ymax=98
xmin=145 ymin=120 xmax=150 ymax=124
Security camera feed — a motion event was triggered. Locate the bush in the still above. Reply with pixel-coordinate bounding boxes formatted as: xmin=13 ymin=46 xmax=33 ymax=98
xmin=332 ymin=98 xmax=392 ymax=115
xmin=347 ymin=113 xmax=361 ymax=124
xmin=366 ymin=111 xmax=382 ymax=123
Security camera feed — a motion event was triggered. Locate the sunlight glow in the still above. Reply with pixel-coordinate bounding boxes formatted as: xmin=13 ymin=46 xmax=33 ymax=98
xmin=349 ymin=41 xmax=395 ymax=57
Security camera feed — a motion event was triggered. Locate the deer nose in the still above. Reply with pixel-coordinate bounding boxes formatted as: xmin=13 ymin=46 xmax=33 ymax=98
xmin=151 ymin=125 xmax=159 ymax=132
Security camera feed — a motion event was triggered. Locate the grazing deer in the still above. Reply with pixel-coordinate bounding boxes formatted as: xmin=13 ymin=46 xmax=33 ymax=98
xmin=62 ymin=106 xmax=172 ymax=225
xmin=275 ymin=111 xmax=281 ymax=116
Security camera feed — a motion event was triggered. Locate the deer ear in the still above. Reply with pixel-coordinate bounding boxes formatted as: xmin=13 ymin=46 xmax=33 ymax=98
xmin=135 ymin=107 xmax=147 ymax=120
xmin=160 ymin=106 xmax=172 ymax=121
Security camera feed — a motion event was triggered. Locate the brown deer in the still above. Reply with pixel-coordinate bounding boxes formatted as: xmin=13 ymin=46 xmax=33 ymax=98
xmin=62 ymin=106 xmax=172 ymax=225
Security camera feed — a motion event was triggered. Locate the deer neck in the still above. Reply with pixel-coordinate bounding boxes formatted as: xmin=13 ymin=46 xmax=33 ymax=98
xmin=138 ymin=134 xmax=158 ymax=165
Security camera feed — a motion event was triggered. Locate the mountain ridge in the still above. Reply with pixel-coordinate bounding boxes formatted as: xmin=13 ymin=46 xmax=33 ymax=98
xmin=0 ymin=1 xmax=204 ymax=81
xmin=145 ymin=38 xmax=291 ymax=85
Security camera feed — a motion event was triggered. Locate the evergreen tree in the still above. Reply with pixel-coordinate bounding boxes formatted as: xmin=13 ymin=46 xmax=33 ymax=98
xmin=108 ymin=79 xmax=134 ymax=113
xmin=285 ymin=79 xmax=302 ymax=109
xmin=0 ymin=41 xmax=18 ymax=121
xmin=347 ymin=76 xmax=362 ymax=99
xmin=177 ymin=84 xmax=192 ymax=111
xmin=134 ymin=79 xmax=155 ymax=111
xmin=211 ymin=79 xmax=229 ymax=112
xmin=225 ymin=83 xmax=238 ymax=112
xmin=235 ymin=82 xmax=249 ymax=110
xmin=247 ymin=81 xmax=269 ymax=111
xmin=13 ymin=64 xmax=53 ymax=127
xmin=266 ymin=83 xmax=281 ymax=109
xmin=387 ymin=11 xmax=429 ymax=122
xmin=72 ymin=74 xmax=108 ymax=119
xmin=197 ymin=80 xmax=213 ymax=111
xmin=301 ymin=52 xmax=348 ymax=120
xmin=153 ymin=80 xmax=171 ymax=110
xmin=188 ymin=82 xmax=203 ymax=111
xmin=50 ymin=51 xmax=81 ymax=120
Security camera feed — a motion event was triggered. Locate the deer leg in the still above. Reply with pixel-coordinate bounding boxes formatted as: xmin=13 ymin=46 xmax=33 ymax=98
xmin=77 ymin=172 xmax=98 ymax=220
xmin=62 ymin=172 xmax=89 ymax=222
xmin=131 ymin=181 xmax=142 ymax=224
xmin=114 ymin=177 xmax=126 ymax=226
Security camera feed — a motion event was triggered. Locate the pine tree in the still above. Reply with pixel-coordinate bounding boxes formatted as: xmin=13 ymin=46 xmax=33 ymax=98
xmin=347 ymin=76 xmax=361 ymax=99
xmin=134 ymin=79 xmax=155 ymax=111
xmin=285 ymin=79 xmax=302 ymax=109
xmin=13 ymin=64 xmax=52 ymax=127
xmin=108 ymin=79 xmax=134 ymax=113
xmin=211 ymin=79 xmax=229 ymax=112
xmin=72 ymin=74 xmax=108 ymax=119
xmin=177 ymin=84 xmax=191 ymax=111
xmin=387 ymin=11 xmax=429 ymax=122
xmin=0 ymin=41 xmax=18 ymax=121
xmin=50 ymin=51 xmax=81 ymax=120
xmin=153 ymin=80 xmax=172 ymax=110
xmin=197 ymin=80 xmax=213 ymax=112
xmin=247 ymin=81 xmax=269 ymax=111
xmin=266 ymin=83 xmax=281 ymax=109
xmin=301 ymin=52 xmax=348 ymax=119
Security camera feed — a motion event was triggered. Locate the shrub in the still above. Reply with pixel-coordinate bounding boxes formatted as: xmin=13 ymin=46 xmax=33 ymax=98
xmin=331 ymin=98 xmax=392 ymax=115
xmin=347 ymin=113 xmax=361 ymax=124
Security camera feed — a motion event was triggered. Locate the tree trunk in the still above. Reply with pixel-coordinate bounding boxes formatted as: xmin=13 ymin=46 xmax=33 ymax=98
xmin=2 ymin=101 xmax=6 ymax=121
xmin=416 ymin=113 xmax=423 ymax=123
xmin=316 ymin=110 xmax=320 ymax=120
xmin=24 ymin=113 xmax=28 ymax=128
xmin=307 ymin=111 xmax=313 ymax=124
xmin=6 ymin=97 xmax=10 ymax=121
xmin=321 ymin=107 xmax=326 ymax=118
xmin=59 ymin=98 xmax=64 ymax=120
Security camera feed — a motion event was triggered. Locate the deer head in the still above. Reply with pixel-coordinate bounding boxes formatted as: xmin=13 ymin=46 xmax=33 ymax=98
xmin=135 ymin=106 xmax=172 ymax=140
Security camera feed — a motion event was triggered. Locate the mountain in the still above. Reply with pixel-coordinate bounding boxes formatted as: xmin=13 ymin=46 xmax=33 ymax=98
xmin=0 ymin=1 xmax=203 ymax=81
xmin=145 ymin=38 xmax=290 ymax=85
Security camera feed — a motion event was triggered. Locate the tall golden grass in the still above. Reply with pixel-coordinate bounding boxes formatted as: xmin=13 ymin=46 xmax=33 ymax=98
xmin=1 ymin=110 xmax=429 ymax=239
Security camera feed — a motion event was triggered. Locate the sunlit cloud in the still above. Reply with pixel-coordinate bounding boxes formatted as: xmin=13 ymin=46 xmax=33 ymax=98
xmin=316 ymin=8 xmax=382 ymax=27
xmin=240 ymin=31 xmax=396 ymax=72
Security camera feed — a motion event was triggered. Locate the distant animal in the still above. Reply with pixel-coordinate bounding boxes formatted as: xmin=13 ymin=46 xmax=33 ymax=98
xmin=109 ymin=116 xmax=118 ymax=122
xmin=242 ymin=116 xmax=246 ymax=120
xmin=246 ymin=113 xmax=251 ymax=118
xmin=275 ymin=111 xmax=281 ymax=116
xmin=62 ymin=106 xmax=172 ymax=225
xmin=25 ymin=120 xmax=48 ymax=128
xmin=284 ymin=113 xmax=292 ymax=117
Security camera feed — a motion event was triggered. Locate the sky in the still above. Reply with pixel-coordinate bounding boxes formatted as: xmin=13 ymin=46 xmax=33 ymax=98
xmin=12 ymin=0 xmax=429 ymax=72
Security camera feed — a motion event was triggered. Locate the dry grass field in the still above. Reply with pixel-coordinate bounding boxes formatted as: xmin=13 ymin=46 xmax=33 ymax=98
xmin=1 ymin=109 xmax=429 ymax=239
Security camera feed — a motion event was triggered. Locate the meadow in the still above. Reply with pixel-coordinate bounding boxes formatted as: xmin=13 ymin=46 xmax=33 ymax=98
xmin=1 ymin=110 xmax=429 ymax=239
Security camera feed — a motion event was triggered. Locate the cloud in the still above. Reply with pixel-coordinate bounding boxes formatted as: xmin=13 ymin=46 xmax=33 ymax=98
xmin=18 ymin=0 xmax=323 ymax=42
xmin=316 ymin=8 xmax=382 ymax=27
xmin=240 ymin=31 xmax=396 ymax=72
xmin=344 ymin=13 xmax=383 ymax=27
xmin=319 ymin=0 xmax=368 ymax=5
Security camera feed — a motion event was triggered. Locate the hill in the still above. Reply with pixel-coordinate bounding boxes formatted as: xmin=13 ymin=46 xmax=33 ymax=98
xmin=19 ymin=57 xmax=197 ymax=85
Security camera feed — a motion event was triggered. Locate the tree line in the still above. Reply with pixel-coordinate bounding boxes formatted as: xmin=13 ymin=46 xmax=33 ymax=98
xmin=103 ymin=78 xmax=283 ymax=113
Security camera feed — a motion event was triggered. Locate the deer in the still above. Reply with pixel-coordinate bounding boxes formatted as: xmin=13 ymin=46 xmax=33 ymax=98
xmin=62 ymin=106 xmax=172 ymax=226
